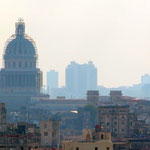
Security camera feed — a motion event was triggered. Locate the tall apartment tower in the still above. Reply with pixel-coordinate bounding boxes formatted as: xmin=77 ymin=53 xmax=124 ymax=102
xmin=65 ymin=61 xmax=97 ymax=98
xmin=141 ymin=74 xmax=150 ymax=98
xmin=47 ymin=70 xmax=58 ymax=95
xmin=141 ymin=74 xmax=150 ymax=85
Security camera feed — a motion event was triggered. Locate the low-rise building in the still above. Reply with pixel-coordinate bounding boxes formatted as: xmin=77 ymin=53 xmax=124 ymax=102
xmin=0 ymin=103 xmax=6 ymax=132
xmin=40 ymin=120 xmax=60 ymax=148
xmin=87 ymin=90 xmax=99 ymax=106
xmin=98 ymin=105 xmax=138 ymax=139
xmin=63 ymin=126 xmax=113 ymax=150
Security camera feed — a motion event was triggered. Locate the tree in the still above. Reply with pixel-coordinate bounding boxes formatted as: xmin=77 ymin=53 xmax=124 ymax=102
xmin=83 ymin=104 xmax=98 ymax=128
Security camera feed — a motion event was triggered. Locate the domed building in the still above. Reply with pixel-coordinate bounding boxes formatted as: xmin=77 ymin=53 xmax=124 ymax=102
xmin=0 ymin=19 xmax=42 ymax=108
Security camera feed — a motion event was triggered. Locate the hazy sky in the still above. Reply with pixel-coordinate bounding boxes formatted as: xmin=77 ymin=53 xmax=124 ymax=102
xmin=1 ymin=0 xmax=150 ymax=87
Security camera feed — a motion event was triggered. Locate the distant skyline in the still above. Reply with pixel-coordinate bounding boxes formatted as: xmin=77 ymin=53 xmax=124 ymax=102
xmin=1 ymin=0 xmax=150 ymax=87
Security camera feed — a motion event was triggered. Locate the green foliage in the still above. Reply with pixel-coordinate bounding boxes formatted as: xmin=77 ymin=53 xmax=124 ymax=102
xmin=83 ymin=104 xmax=98 ymax=127
xmin=52 ymin=112 xmax=61 ymax=121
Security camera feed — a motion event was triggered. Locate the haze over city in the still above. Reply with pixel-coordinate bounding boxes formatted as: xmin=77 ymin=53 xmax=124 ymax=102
xmin=1 ymin=0 xmax=150 ymax=87
xmin=1 ymin=0 xmax=150 ymax=149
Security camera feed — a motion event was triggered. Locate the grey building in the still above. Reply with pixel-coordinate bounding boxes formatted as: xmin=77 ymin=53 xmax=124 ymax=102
xmin=87 ymin=90 xmax=99 ymax=106
xmin=141 ymin=74 xmax=150 ymax=99
xmin=0 ymin=19 xmax=42 ymax=109
xmin=65 ymin=61 xmax=97 ymax=98
xmin=141 ymin=74 xmax=150 ymax=85
xmin=47 ymin=70 xmax=58 ymax=95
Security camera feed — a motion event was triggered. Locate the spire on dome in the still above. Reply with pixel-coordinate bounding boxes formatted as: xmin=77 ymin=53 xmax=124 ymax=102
xmin=15 ymin=18 xmax=25 ymax=36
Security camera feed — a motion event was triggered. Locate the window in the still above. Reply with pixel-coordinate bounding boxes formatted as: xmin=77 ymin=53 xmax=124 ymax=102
xmin=14 ymin=49 xmax=16 ymax=55
xmin=52 ymin=131 xmax=56 ymax=137
xmin=115 ymin=129 xmax=117 ymax=132
xmin=76 ymin=147 xmax=79 ymax=150
xmin=122 ymin=116 xmax=124 ymax=119
xmin=25 ymin=62 xmax=28 ymax=68
xmin=107 ymin=115 xmax=109 ymax=118
xmin=122 ymin=121 xmax=124 ymax=125
xmin=95 ymin=147 xmax=98 ymax=150
xmin=44 ymin=132 xmax=48 ymax=136
xmin=106 ymin=147 xmax=110 ymax=150
xmin=19 ymin=50 xmax=22 ymax=54
xmin=24 ymin=50 xmax=27 ymax=54
xmin=114 ymin=122 xmax=117 ymax=125
xmin=30 ymin=62 xmax=33 ymax=68
xmin=44 ymin=124 xmax=47 ymax=128
xmin=101 ymin=134 xmax=104 ymax=139
xmin=107 ymin=122 xmax=109 ymax=126
xmin=13 ymin=62 xmax=16 ymax=68
xmin=19 ymin=62 xmax=22 ymax=68
xmin=122 ymin=129 xmax=124 ymax=132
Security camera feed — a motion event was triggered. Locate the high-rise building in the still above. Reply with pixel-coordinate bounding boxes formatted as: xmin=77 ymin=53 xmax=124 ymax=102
xmin=141 ymin=74 xmax=150 ymax=85
xmin=0 ymin=19 xmax=42 ymax=109
xmin=141 ymin=74 xmax=150 ymax=98
xmin=65 ymin=61 xmax=97 ymax=98
xmin=47 ymin=70 xmax=58 ymax=95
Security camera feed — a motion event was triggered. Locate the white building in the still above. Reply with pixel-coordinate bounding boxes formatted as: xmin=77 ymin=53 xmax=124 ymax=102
xmin=47 ymin=70 xmax=58 ymax=95
xmin=65 ymin=61 xmax=97 ymax=98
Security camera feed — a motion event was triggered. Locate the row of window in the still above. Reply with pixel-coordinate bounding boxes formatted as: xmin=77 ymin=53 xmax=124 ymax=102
xmin=114 ymin=128 xmax=125 ymax=132
xmin=44 ymin=131 xmax=56 ymax=137
xmin=106 ymin=115 xmax=125 ymax=119
xmin=6 ymin=61 xmax=35 ymax=68
xmin=76 ymin=147 xmax=110 ymax=150
xmin=100 ymin=110 xmax=127 ymax=113
xmin=106 ymin=121 xmax=125 ymax=126
xmin=8 ymin=48 xmax=34 ymax=55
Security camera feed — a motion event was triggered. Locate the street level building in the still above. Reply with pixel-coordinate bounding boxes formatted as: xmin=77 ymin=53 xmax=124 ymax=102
xmin=63 ymin=128 xmax=113 ymax=150
xmin=0 ymin=103 xmax=6 ymax=132
xmin=40 ymin=120 xmax=60 ymax=147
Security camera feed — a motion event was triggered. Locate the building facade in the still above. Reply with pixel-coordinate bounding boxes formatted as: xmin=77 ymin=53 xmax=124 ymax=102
xmin=98 ymin=106 xmax=137 ymax=138
xmin=141 ymin=74 xmax=150 ymax=99
xmin=0 ymin=103 xmax=6 ymax=132
xmin=65 ymin=61 xmax=97 ymax=98
xmin=47 ymin=70 xmax=58 ymax=96
xmin=40 ymin=120 xmax=60 ymax=147
xmin=87 ymin=90 xmax=99 ymax=106
xmin=63 ymin=129 xmax=113 ymax=150
xmin=0 ymin=19 xmax=42 ymax=108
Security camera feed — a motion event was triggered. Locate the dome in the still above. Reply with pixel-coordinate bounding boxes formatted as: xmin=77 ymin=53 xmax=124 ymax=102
xmin=4 ymin=19 xmax=37 ymax=60
xmin=0 ymin=19 xmax=42 ymax=97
